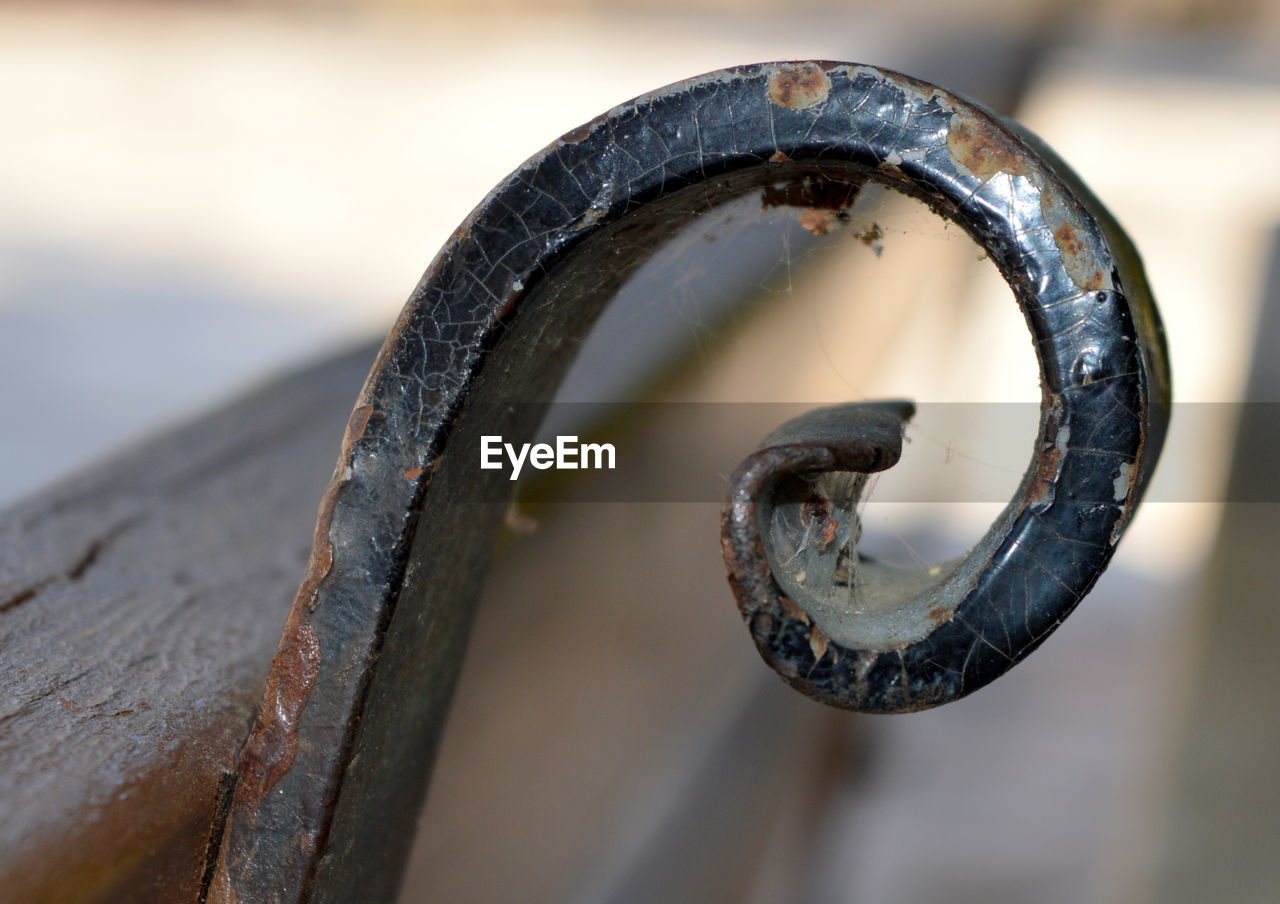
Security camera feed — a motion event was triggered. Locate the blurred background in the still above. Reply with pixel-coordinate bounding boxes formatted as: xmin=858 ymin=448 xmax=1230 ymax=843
xmin=1 ymin=0 xmax=1278 ymax=902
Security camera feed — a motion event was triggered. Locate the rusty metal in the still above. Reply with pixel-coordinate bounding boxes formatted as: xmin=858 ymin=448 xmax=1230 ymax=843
xmin=720 ymin=68 xmax=1170 ymax=713
xmin=205 ymin=61 xmax=1170 ymax=900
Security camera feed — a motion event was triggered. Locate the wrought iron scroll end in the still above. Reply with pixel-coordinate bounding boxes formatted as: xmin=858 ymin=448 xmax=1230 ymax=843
xmin=722 ymin=401 xmax=949 ymax=714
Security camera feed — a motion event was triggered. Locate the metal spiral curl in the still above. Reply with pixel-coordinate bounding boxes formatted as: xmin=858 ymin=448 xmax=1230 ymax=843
xmin=210 ymin=61 xmax=1170 ymax=901
xmin=720 ymin=64 xmax=1170 ymax=713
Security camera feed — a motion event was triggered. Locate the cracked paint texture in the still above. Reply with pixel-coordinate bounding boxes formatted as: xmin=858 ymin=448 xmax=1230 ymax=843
xmin=210 ymin=61 xmax=1170 ymax=900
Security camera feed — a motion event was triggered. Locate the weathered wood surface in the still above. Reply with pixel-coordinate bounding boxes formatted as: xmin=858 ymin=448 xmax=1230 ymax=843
xmin=0 ymin=338 xmax=845 ymax=904
xmin=0 ymin=342 xmax=379 ymax=903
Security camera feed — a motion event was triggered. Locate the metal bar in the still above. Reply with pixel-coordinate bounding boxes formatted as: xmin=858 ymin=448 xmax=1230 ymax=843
xmin=207 ymin=61 xmax=1170 ymax=901
xmin=721 ymin=71 xmax=1171 ymax=712
xmin=0 ymin=344 xmax=379 ymax=903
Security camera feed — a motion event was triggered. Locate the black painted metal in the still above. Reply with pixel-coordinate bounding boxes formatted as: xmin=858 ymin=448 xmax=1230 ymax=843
xmin=720 ymin=67 xmax=1170 ymax=714
xmin=206 ymin=61 xmax=1170 ymax=901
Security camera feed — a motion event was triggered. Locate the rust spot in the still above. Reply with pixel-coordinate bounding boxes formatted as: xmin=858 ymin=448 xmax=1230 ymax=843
xmin=947 ymin=109 xmax=1033 ymax=179
xmin=1026 ymin=442 xmax=1066 ymax=506
xmin=769 ymin=150 xmax=792 ymax=164
xmin=300 ymin=405 xmax=364 ymax=611
xmin=779 ymin=594 xmax=811 ymax=626
xmin=856 ymin=222 xmax=885 ymax=256
xmin=799 ymin=209 xmax=835 ymax=235
xmin=305 ymin=486 xmax=338 ymax=602
xmin=228 ymin=437 xmax=345 ymax=818
xmin=809 ymin=627 xmax=829 ymax=662
xmin=235 ymin=618 xmax=321 ymax=812
xmin=879 ymin=160 xmax=903 ymax=176
xmin=345 ymin=404 xmax=374 ymax=448
xmin=1041 ymin=185 xmax=1108 ymax=291
xmin=403 ymin=466 xmax=424 ymax=481
xmin=801 ymin=493 xmax=838 ymax=550
xmin=767 ymin=64 xmax=831 ymax=110
xmin=1051 ymin=224 xmax=1104 ymax=288
xmin=208 ymin=864 xmax=235 ymax=904
xmin=1054 ymin=224 xmax=1084 ymax=257
xmin=558 ymin=112 xmax=606 ymax=145
xmin=496 ymin=289 xmax=521 ymax=320
xmin=927 ymin=604 xmax=954 ymax=626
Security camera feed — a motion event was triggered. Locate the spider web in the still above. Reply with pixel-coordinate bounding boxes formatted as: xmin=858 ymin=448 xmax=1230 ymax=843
xmin=551 ymin=177 xmax=1039 ymax=572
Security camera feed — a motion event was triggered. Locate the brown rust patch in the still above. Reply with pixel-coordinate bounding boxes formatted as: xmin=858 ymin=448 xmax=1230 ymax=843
xmin=1026 ymin=442 xmax=1066 ymax=506
xmin=856 ymin=222 xmax=885 ymax=256
xmin=235 ymin=617 xmax=321 ymax=812
xmin=303 ymin=481 xmax=340 ymax=606
xmin=767 ymin=64 xmax=831 ymax=110
xmin=1053 ymin=224 xmax=1085 ymax=259
xmin=403 ymin=466 xmax=425 ymax=481
xmin=769 ymin=150 xmax=792 ymax=164
xmin=809 ymin=627 xmax=830 ymax=662
xmin=819 ymin=517 xmax=838 ymax=549
xmin=947 ymin=109 xmax=1033 ymax=179
xmin=799 ymin=209 xmax=835 ymax=235
xmin=877 ymin=159 xmax=904 ymax=179
xmin=927 ymin=604 xmax=954 ymax=626
xmin=220 ymin=413 xmax=349 ymax=825
xmin=208 ymin=861 xmax=236 ymax=904
xmin=345 ymin=404 xmax=374 ymax=447
xmin=1041 ymin=185 xmax=1109 ymax=291
xmin=1051 ymin=224 xmax=1104 ymax=289
xmin=496 ymin=285 xmax=524 ymax=320
xmin=299 ymin=403 xmax=370 ymax=606
xmin=558 ymin=111 xmax=607 ymax=145
xmin=801 ymin=493 xmax=838 ymax=550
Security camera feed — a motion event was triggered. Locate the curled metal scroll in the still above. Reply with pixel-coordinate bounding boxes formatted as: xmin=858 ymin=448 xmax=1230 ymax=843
xmin=722 ymin=67 xmax=1171 ymax=713
xmin=208 ymin=62 xmax=1169 ymax=901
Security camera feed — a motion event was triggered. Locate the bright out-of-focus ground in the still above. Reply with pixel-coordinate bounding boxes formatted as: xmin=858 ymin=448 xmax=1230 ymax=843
xmin=2 ymin=1 xmax=1279 ymax=902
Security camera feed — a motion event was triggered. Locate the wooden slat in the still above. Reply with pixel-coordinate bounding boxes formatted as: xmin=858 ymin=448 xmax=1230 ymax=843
xmin=0 ymin=343 xmax=378 ymax=903
xmin=0 ymin=339 xmax=844 ymax=904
